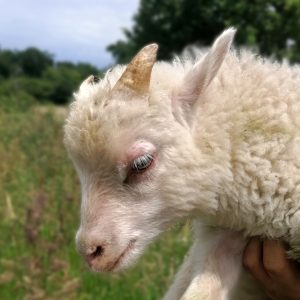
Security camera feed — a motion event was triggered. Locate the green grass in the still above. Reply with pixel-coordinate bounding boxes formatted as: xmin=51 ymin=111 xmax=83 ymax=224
xmin=0 ymin=101 xmax=192 ymax=299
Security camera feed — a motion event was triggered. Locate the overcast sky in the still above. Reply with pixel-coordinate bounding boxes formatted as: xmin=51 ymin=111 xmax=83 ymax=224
xmin=0 ymin=0 xmax=139 ymax=68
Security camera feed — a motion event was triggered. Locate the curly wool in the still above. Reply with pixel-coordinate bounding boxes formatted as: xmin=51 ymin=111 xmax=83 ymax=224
xmin=194 ymin=51 xmax=300 ymax=256
xmin=65 ymin=29 xmax=300 ymax=299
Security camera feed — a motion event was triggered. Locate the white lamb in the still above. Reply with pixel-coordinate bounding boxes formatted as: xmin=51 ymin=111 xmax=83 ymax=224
xmin=64 ymin=28 xmax=300 ymax=299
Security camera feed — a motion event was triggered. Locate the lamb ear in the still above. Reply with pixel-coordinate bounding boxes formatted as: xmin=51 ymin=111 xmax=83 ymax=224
xmin=174 ymin=28 xmax=236 ymax=111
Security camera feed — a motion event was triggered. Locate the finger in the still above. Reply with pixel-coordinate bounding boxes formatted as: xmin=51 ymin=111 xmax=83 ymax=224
xmin=243 ymin=237 xmax=271 ymax=285
xmin=263 ymin=240 xmax=299 ymax=283
xmin=263 ymin=240 xmax=289 ymax=279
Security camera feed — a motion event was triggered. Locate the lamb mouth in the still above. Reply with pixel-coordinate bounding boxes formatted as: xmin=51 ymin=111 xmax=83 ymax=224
xmin=104 ymin=239 xmax=136 ymax=272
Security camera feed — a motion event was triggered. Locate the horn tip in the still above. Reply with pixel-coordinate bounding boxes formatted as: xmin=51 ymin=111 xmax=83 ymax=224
xmin=144 ymin=43 xmax=159 ymax=54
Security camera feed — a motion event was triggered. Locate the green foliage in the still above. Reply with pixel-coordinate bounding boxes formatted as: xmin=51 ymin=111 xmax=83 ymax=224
xmin=0 ymin=77 xmax=54 ymax=102
xmin=0 ymin=50 xmax=19 ymax=78
xmin=0 ymin=90 xmax=36 ymax=113
xmin=0 ymin=47 xmax=102 ymax=105
xmin=0 ymin=105 xmax=191 ymax=299
xmin=44 ymin=65 xmax=82 ymax=104
xmin=18 ymin=47 xmax=53 ymax=77
xmin=108 ymin=0 xmax=300 ymax=63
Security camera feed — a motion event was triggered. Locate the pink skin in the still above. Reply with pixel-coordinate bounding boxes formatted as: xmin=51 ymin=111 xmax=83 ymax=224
xmin=86 ymin=239 xmax=137 ymax=272
xmin=118 ymin=140 xmax=158 ymax=183
xmin=81 ymin=140 xmax=158 ymax=272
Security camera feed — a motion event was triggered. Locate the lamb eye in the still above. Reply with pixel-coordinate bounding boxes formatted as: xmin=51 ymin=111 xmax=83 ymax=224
xmin=131 ymin=154 xmax=153 ymax=172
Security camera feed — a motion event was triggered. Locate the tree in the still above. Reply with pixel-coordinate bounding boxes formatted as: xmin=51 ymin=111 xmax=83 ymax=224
xmin=56 ymin=62 xmax=100 ymax=78
xmin=19 ymin=47 xmax=53 ymax=77
xmin=0 ymin=50 xmax=19 ymax=78
xmin=44 ymin=65 xmax=82 ymax=104
xmin=107 ymin=0 xmax=300 ymax=63
xmin=76 ymin=63 xmax=100 ymax=78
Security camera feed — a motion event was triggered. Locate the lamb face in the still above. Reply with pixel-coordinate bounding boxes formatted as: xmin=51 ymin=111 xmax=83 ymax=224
xmin=64 ymin=57 xmax=196 ymax=273
xmin=64 ymin=29 xmax=236 ymax=273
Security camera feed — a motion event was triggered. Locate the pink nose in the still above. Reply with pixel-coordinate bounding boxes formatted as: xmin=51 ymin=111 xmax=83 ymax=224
xmin=85 ymin=245 xmax=104 ymax=266
xmin=76 ymin=229 xmax=107 ymax=266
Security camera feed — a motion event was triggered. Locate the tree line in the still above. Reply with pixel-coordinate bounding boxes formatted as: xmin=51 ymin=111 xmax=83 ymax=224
xmin=0 ymin=47 xmax=101 ymax=109
xmin=2 ymin=0 xmax=300 ymax=109
xmin=108 ymin=0 xmax=300 ymax=64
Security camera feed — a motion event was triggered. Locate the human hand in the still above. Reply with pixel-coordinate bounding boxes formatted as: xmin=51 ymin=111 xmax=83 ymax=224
xmin=243 ymin=238 xmax=300 ymax=300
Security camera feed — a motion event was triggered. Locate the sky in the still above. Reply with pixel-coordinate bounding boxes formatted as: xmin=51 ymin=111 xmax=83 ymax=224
xmin=0 ymin=0 xmax=140 ymax=68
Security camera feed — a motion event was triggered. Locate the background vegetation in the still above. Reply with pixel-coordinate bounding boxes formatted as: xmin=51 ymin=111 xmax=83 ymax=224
xmin=108 ymin=0 xmax=300 ymax=63
xmin=0 ymin=98 xmax=191 ymax=299
xmin=1 ymin=0 xmax=299 ymax=299
xmin=0 ymin=47 xmax=100 ymax=105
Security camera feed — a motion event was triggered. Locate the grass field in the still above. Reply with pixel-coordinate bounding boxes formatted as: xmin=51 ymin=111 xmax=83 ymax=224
xmin=0 ymin=99 xmax=192 ymax=300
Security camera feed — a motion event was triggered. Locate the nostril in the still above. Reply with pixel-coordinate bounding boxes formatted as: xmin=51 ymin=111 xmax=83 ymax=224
xmin=91 ymin=245 xmax=103 ymax=258
xmin=86 ymin=245 xmax=104 ymax=261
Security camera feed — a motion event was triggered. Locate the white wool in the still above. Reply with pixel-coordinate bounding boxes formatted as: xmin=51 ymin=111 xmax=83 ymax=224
xmin=64 ymin=28 xmax=300 ymax=299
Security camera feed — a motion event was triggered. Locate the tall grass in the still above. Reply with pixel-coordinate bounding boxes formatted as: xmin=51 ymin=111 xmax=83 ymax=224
xmin=0 ymin=100 xmax=191 ymax=299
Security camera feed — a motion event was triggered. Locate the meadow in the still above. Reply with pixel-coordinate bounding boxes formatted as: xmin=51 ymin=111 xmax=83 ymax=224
xmin=0 ymin=96 xmax=192 ymax=300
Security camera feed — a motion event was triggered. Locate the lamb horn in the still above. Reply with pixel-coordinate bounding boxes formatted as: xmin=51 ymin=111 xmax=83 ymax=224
xmin=113 ymin=43 xmax=158 ymax=94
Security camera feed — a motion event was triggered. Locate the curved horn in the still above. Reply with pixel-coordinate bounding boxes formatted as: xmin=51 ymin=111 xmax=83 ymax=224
xmin=113 ymin=43 xmax=158 ymax=94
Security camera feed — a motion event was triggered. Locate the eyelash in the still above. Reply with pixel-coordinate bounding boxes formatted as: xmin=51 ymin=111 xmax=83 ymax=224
xmin=131 ymin=153 xmax=154 ymax=173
